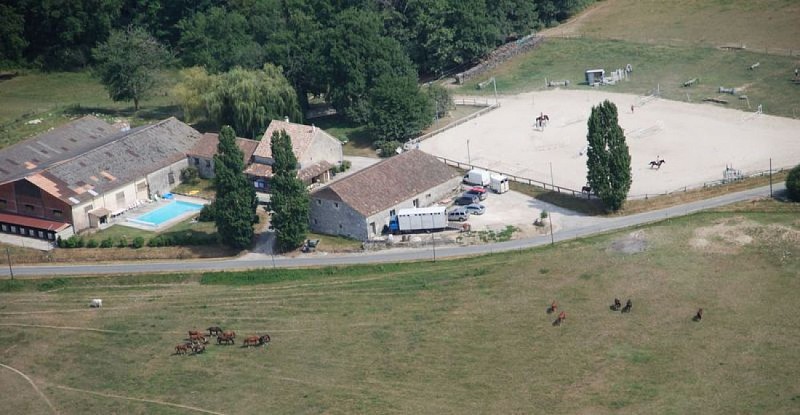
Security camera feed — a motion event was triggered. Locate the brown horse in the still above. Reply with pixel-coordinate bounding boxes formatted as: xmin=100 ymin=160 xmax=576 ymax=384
xmin=243 ymin=336 xmax=260 ymax=347
xmin=259 ymin=334 xmax=271 ymax=345
xmin=189 ymin=333 xmax=208 ymax=344
xmin=553 ymin=311 xmax=566 ymax=326
xmin=207 ymin=326 xmax=223 ymax=336
xmin=649 ymin=159 xmax=666 ymax=169
xmin=610 ymin=298 xmax=622 ymax=311
xmin=217 ymin=333 xmax=235 ymax=345
xmin=692 ymin=308 xmax=704 ymax=322
xmin=222 ymin=331 xmax=236 ymax=339
xmin=175 ymin=343 xmax=191 ymax=355
xmin=192 ymin=343 xmax=206 ymax=354
xmin=188 ymin=330 xmax=200 ymax=337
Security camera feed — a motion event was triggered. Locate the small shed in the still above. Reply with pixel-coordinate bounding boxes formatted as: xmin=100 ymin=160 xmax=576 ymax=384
xmin=585 ymin=69 xmax=605 ymax=85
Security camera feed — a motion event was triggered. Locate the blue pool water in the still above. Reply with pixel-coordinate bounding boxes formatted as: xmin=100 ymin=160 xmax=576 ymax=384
xmin=132 ymin=201 xmax=203 ymax=226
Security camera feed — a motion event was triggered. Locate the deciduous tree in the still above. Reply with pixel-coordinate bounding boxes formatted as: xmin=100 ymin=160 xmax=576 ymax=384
xmin=368 ymin=74 xmax=434 ymax=142
xmin=585 ymin=100 xmax=631 ymax=211
xmin=92 ymin=26 xmax=172 ymax=110
xmin=213 ymin=125 xmax=257 ymax=250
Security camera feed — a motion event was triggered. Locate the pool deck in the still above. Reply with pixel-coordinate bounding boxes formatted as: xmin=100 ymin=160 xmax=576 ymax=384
xmin=116 ymin=195 xmax=209 ymax=232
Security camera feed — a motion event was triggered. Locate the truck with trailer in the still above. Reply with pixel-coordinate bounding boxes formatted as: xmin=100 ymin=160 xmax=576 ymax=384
xmin=463 ymin=168 xmax=491 ymax=186
xmin=388 ymin=206 xmax=448 ymax=234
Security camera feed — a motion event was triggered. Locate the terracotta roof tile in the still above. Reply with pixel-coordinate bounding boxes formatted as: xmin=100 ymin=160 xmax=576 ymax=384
xmin=254 ymin=120 xmax=322 ymax=159
xmin=311 ymin=150 xmax=458 ymax=217
xmin=187 ymin=133 xmax=259 ymax=162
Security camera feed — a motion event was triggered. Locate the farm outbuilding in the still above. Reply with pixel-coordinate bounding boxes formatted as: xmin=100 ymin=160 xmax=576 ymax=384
xmin=585 ymin=69 xmax=605 ymax=85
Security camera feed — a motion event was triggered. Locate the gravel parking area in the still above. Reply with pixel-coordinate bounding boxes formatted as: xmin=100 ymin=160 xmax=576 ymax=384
xmin=449 ymin=186 xmax=610 ymax=239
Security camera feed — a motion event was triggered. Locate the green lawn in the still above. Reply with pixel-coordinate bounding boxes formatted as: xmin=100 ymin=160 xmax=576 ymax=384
xmin=1 ymin=202 xmax=799 ymax=413
xmin=461 ymin=38 xmax=800 ymax=118
xmin=0 ymin=70 xmax=180 ymax=149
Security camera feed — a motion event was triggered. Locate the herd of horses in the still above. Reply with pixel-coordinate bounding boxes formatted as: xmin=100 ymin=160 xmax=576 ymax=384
xmin=545 ymin=299 xmax=702 ymax=327
xmin=175 ymin=326 xmax=271 ymax=355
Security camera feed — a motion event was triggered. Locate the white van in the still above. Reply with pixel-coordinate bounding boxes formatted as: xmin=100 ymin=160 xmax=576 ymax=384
xmin=447 ymin=207 xmax=470 ymax=222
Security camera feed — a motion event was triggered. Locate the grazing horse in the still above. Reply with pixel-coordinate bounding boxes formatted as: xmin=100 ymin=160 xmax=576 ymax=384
xmin=192 ymin=343 xmax=206 ymax=354
xmin=621 ymin=299 xmax=633 ymax=313
xmin=552 ymin=311 xmax=566 ymax=327
xmin=610 ymin=298 xmax=622 ymax=311
xmin=175 ymin=343 xmax=191 ymax=355
xmin=189 ymin=333 xmax=208 ymax=344
xmin=259 ymin=334 xmax=271 ymax=345
xmin=188 ymin=330 xmax=200 ymax=337
xmin=581 ymin=185 xmax=592 ymax=194
xmin=222 ymin=331 xmax=236 ymax=339
xmin=217 ymin=333 xmax=235 ymax=345
xmin=207 ymin=326 xmax=223 ymax=336
xmin=648 ymin=159 xmax=666 ymax=169
xmin=243 ymin=336 xmax=261 ymax=347
xmin=546 ymin=300 xmax=557 ymax=314
xmin=692 ymin=308 xmax=704 ymax=322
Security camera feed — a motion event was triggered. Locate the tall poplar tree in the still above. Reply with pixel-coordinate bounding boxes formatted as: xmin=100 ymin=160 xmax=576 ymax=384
xmin=213 ymin=125 xmax=257 ymax=249
xmin=585 ymin=100 xmax=632 ymax=212
xmin=269 ymin=130 xmax=309 ymax=252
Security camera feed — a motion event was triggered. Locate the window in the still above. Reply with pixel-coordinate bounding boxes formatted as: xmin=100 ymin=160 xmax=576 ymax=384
xmin=413 ymin=198 xmax=419 ymax=208
xmin=205 ymin=160 xmax=211 ymax=168
xmin=38 ymin=230 xmax=44 ymax=238
xmin=168 ymin=172 xmax=176 ymax=184
xmin=426 ymin=193 xmax=432 ymax=198
xmin=316 ymin=199 xmax=322 ymax=205
xmin=194 ymin=157 xmax=200 ymax=165
xmin=52 ymin=209 xmax=63 ymax=218
xmin=389 ymin=209 xmax=396 ymax=217
xmin=334 ymin=202 xmax=339 ymax=209
xmin=313 ymin=219 xmax=318 ymax=224
xmin=339 ymin=224 xmax=343 ymax=230
xmin=0 ymin=198 xmax=6 ymax=209
xmin=1 ymin=224 xmax=7 ymax=232
xmin=24 ymin=204 xmax=35 ymax=212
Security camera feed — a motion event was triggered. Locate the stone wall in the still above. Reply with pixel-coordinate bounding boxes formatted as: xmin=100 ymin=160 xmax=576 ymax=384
xmin=455 ymin=35 xmax=546 ymax=84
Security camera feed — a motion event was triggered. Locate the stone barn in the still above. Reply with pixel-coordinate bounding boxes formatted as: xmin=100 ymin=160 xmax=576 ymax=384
xmin=309 ymin=149 xmax=461 ymax=240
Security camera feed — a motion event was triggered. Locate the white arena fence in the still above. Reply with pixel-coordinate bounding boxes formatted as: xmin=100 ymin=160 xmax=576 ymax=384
xmin=627 ymin=166 xmax=789 ymax=200
xmin=404 ymin=99 xmax=499 ymax=150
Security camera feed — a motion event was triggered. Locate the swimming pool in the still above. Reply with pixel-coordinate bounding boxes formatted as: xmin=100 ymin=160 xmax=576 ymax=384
xmin=129 ymin=201 xmax=203 ymax=226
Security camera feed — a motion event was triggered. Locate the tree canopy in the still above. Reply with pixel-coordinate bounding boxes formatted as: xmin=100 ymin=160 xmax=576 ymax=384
xmin=213 ymin=125 xmax=258 ymax=250
xmin=368 ymin=74 xmax=434 ymax=142
xmin=92 ymin=26 xmax=172 ymax=110
xmin=174 ymin=65 xmax=302 ymax=139
xmin=269 ymin=129 xmax=309 ymax=252
xmin=585 ymin=100 xmax=632 ymax=212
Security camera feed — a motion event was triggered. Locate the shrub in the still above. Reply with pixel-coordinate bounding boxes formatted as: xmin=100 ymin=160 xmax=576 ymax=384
xmin=787 ymin=164 xmax=800 ymax=202
xmin=375 ymin=140 xmax=402 ymax=158
xmin=117 ymin=237 xmax=128 ymax=248
xmin=340 ymin=159 xmax=352 ymax=172
xmin=74 ymin=237 xmax=85 ymax=248
xmin=540 ymin=210 xmax=549 ymax=219
xmin=100 ymin=238 xmax=114 ymax=248
xmin=181 ymin=166 xmax=199 ymax=185
xmin=86 ymin=239 xmax=98 ymax=248
xmin=198 ymin=203 xmax=216 ymax=222
xmin=56 ymin=236 xmax=64 ymax=248
xmin=147 ymin=236 xmax=163 ymax=247
xmin=132 ymin=236 xmax=145 ymax=249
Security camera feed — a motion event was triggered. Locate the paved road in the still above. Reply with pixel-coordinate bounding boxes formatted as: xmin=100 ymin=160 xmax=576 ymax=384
xmin=1 ymin=184 xmax=782 ymax=278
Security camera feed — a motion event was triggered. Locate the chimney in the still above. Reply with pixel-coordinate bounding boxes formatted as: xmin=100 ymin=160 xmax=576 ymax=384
xmin=284 ymin=116 xmax=289 ymax=122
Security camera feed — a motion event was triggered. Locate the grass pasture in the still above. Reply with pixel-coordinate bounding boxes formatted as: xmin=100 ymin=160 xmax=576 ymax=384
xmin=2 ymin=205 xmax=799 ymax=414
xmin=546 ymin=0 xmax=800 ymax=54
xmin=0 ymin=70 xmax=180 ymax=149
xmin=463 ymin=37 xmax=800 ymax=118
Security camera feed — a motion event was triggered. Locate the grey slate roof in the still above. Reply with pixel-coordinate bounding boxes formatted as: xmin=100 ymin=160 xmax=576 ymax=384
xmin=30 ymin=117 xmax=202 ymax=204
xmin=0 ymin=115 xmax=117 ymax=184
xmin=311 ymin=149 xmax=459 ymax=217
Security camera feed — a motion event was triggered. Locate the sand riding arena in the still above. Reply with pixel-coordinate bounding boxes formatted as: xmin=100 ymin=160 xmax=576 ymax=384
xmin=419 ymin=90 xmax=800 ymax=197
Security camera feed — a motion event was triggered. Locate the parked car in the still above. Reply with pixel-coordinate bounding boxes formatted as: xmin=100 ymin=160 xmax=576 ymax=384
xmin=447 ymin=207 xmax=470 ymax=221
xmin=464 ymin=203 xmax=486 ymax=215
xmin=465 ymin=186 xmax=488 ymax=201
xmin=454 ymin=194 xmax=479 ymax=206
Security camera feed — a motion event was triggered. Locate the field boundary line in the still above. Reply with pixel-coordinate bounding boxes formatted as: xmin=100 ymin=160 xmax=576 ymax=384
xmin=0 ymin=323 xmax=119 ymax=333
xmin=53 ymin=384 xmax=227 ymax=415
xmin=0 ymin=362 xmax=59 ymax=414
